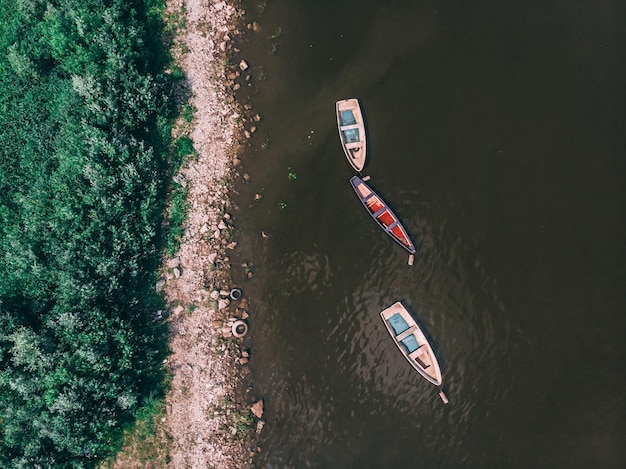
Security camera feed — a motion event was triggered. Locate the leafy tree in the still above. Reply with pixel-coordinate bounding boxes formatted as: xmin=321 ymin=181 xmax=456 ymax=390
xmin=0 ymin=0 xmax=175 ymax=466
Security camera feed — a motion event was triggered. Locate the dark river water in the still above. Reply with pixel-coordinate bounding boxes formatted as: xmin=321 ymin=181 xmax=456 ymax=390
xmin=229 ymin=1 xmax=625 ymax=467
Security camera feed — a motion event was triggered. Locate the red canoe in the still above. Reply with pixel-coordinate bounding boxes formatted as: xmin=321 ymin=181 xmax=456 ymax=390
xmin=350 ymin=176 xmax=416 ymax=254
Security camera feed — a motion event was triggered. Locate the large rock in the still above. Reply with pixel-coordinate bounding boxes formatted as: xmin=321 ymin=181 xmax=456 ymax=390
xmin=251 ymin=399 xmax=264 ymax=419
xmin=256 ymin=420 xmax=265 ymax=433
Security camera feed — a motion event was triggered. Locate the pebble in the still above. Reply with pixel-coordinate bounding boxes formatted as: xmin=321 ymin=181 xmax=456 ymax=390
xmin=239 ymin=59 xmax=249 ymax=71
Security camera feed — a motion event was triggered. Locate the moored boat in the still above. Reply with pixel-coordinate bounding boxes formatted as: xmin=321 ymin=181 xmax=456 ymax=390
xmin=380 ymin=302 xmax=442 ymax=386
xmin=350 ymin=176 xmax=416 ymax=254
xmin=336 ymin=98 xmax=367 ymax=172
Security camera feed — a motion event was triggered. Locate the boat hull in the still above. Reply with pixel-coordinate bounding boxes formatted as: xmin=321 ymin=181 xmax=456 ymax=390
xmin=336 ymin=99 xmax=366 ymax=172
xmin=350 ymin=176 xmax=416 ymax=254
xmin=380 ymin=302 xmax=442 ymax=386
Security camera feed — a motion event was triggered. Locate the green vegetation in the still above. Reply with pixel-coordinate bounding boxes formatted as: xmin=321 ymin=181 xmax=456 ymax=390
xmin=98 ymin=390 xmax=171 ymax=469
xmin=257 ymin=0 xmax=269 ymax=15
xmin=166 ymin=183 xmax=189 ymax=256
xmin=0 ymin=0 xmax=185 ymax=466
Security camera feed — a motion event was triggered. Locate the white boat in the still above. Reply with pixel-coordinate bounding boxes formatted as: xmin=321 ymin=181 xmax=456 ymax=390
xmin=380 ymin=302 xmax=442 ymax=386
xmin=336 ymin=98 xmax=366 ymax=172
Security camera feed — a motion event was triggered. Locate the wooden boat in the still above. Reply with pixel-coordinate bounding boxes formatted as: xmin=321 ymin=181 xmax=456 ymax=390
xmin=336 ymin=98 xmax=366 ymax=172
xmin=350 ymin=176 xmax=416 ymax=254
xmin=380 ymin=302 xmax=442 ymax=386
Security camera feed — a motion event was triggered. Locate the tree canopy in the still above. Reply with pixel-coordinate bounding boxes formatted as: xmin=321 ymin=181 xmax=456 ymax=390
xmin=0 ymin=0 xmax=173 ymax=466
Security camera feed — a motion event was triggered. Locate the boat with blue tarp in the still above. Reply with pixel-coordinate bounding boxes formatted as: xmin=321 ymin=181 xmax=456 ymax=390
xmin=336 ymin=98 xmax=367 ymax=171
xmin=380 ymin=302 xmax=442 ymax=386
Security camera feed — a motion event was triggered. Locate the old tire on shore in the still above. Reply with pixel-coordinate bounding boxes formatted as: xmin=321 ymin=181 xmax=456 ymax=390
xmin=231 ymin=320 xmax=248 ymax=338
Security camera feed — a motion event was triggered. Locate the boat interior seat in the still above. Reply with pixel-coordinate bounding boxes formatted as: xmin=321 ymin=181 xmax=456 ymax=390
xmin=356 ymin=184 xmax=371 ymax=198
xmin=396 ymin=325 xmax=417 ymax=343
xmin=409 ymin=348 xmax=431 ymax=369
xmin=340 ymin=123 xmax=359 ymax=131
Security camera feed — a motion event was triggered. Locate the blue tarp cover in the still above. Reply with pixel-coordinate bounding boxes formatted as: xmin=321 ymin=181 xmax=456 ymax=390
xmin=401 ymin=334 xmax=419 ymax=353
xmin=342 ymin=128 xmax=360 ymax=143
xmin=341 ymin=110 xmax=357 ymax=125
xmin=388 ymin=313 xmax=409 ymax=335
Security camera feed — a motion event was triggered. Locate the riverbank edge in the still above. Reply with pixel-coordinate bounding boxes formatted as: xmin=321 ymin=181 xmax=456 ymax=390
xmin=161 ymin=0 xmax=262 ymax=467
xmin=110 ymin=1 xmax=261 ymax=467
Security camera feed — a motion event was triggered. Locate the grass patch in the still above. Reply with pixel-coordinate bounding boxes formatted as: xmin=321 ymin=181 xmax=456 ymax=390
xmin=166 ymin=183 xmax=189 ymax=257
xmin=181 ymin=103 xmax=195 ymax=124
xmin=98 ymin=393 xmax=171 ymax=469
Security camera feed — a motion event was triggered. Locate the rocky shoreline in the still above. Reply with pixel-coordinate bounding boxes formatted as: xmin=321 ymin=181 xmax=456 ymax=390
xmin=160 ymin=0 xmax=262 ymax=467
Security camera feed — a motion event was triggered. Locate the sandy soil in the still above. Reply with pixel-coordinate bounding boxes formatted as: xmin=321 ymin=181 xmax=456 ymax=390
xmin=160 ymin=1 xmax=260 ymax=467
